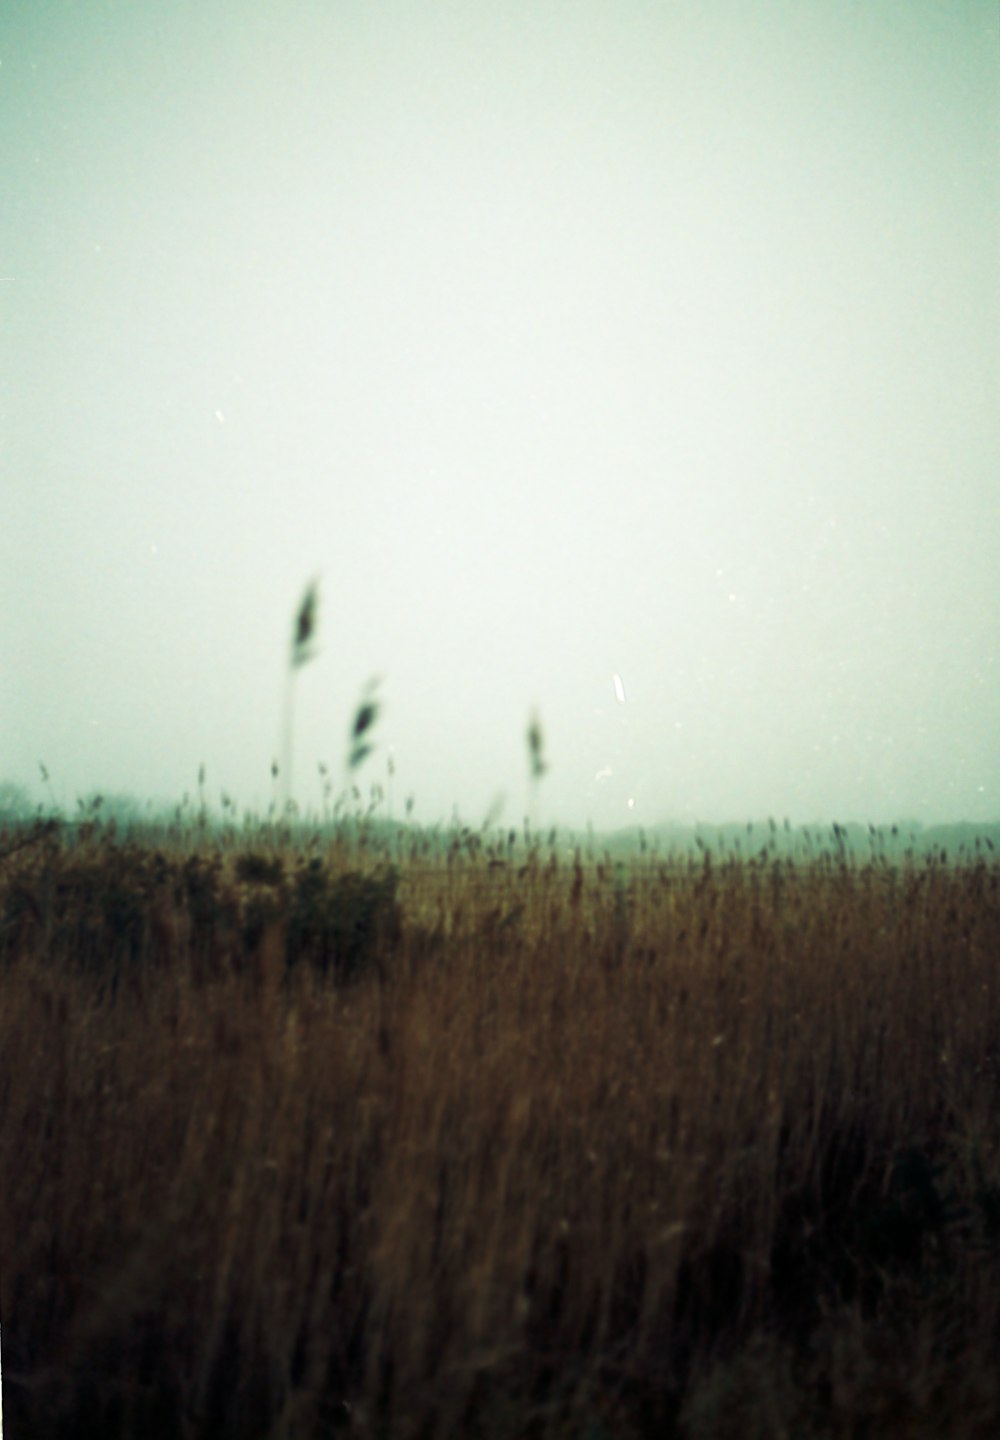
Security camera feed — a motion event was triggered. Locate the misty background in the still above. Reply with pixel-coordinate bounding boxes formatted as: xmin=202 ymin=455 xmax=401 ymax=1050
xmin=2 ymin=1 xmax=998 ymax=831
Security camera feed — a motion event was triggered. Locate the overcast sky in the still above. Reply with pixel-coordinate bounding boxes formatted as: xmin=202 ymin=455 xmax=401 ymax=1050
xmin=2 ymin=0 xmax=998 ymax=830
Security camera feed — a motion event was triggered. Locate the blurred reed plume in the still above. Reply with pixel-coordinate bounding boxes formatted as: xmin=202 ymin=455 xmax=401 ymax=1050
xmin=526 ymin=708 xmax=547 ymax=831
xmin=291 ymin=580 xmax=318 ymax=670
xmin=348 ymin=677 xmax=382 ymax=773
xmin=527 ymin=710 xmax=547 ymax=780
xmin=282 ymin=579 xmax=319 ymax=811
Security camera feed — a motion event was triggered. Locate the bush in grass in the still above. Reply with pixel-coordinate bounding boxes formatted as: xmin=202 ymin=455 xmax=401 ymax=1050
xmin=233 ymin=852 xmax=285 ymax=887
xmin=286 ymin=860 xmax=401 ymax=981
xmin=45 ymin=847 xmax=162 ymax=987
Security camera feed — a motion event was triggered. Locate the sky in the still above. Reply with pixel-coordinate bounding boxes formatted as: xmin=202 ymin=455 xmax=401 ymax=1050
xmin=2 ymin=0 xmax=998 ymax=831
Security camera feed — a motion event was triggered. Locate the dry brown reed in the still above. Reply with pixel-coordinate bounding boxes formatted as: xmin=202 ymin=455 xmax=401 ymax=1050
xmin=1 ymin=822 xmax=999 ymax=1438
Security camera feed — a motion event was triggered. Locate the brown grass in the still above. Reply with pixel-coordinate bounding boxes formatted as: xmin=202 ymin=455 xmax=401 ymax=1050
xmin=1 ymin=820 xmax=999 ymax=1438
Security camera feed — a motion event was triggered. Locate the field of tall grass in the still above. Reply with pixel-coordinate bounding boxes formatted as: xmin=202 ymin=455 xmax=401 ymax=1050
xmin=2 ymin=814 xmax=999 ymax=1438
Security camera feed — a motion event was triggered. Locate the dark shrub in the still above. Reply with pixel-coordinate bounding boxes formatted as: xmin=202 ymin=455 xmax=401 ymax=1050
xmin=287 ymin=861 xmax=401 ymax=981
xmin=234 ymin=852 xmax=285 ymax=887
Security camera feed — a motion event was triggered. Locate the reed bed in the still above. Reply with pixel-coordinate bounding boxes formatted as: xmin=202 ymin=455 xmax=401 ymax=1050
xmin=1 ymin=819 xmax=999 ymax=1438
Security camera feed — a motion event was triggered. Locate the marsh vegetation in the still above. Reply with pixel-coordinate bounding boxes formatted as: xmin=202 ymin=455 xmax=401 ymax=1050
xmin=2 ymin=816 xmax=999 ymax=1438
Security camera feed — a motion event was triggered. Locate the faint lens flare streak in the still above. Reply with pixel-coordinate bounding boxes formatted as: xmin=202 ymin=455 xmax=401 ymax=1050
xmin=613 ymin=673 xmax=626 ymax=704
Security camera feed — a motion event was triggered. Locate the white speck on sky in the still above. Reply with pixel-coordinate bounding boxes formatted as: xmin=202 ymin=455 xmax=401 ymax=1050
xmin=1 ymin=0 xmax=998 ymax=829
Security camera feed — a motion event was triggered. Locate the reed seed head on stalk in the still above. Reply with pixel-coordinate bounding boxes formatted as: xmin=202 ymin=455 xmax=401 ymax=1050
xmin=527 ymin=709 xmax=548 ymax=780
xmin=348 ymin=678 xmax=382 ymax=771
xmin=291 ymin=580 xmax=319 ymax=670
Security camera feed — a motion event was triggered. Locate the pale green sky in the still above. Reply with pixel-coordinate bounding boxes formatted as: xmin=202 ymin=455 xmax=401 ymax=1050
xmin=2 ymin=1 xmax=998 ymax=828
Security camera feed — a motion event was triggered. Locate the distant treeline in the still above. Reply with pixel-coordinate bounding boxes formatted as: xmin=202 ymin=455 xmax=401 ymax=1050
xmin=1 ymin=778 xmax=997 ymax=867
xmin=619 ymin=817 xmax=1000 ymax=863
